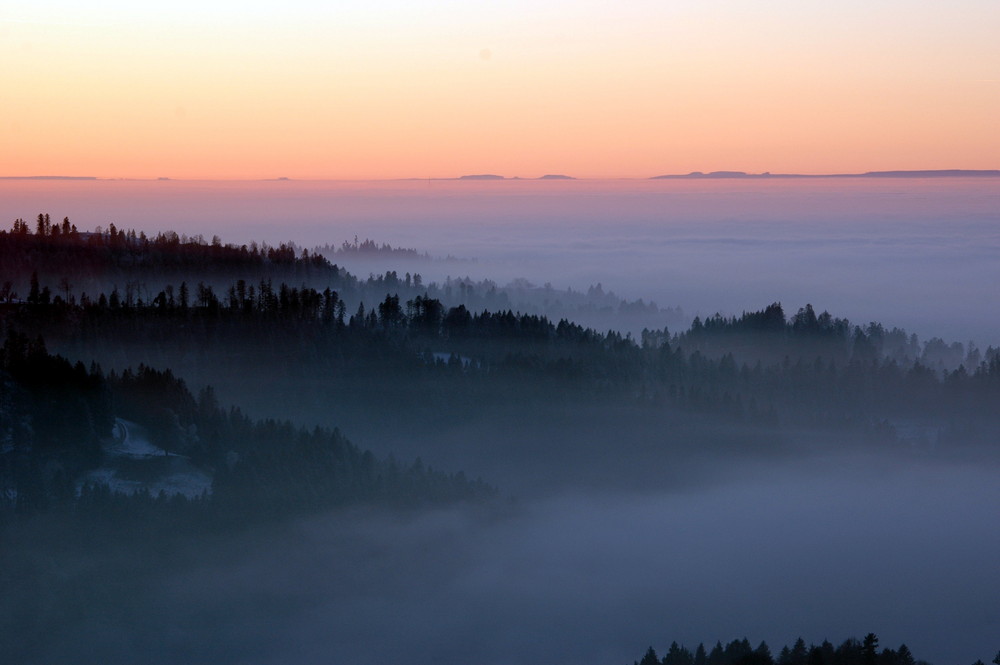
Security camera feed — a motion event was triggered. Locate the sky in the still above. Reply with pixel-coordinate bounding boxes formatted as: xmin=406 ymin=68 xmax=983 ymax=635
xmin=2 ymin=0 xmax=998 ymax=179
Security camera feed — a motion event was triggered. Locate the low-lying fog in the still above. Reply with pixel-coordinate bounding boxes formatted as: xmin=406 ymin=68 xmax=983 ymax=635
xmin=3 ymin=178 xmax=998 ymax=345
xmin=24 ymin=451 xmax=999 ymax=665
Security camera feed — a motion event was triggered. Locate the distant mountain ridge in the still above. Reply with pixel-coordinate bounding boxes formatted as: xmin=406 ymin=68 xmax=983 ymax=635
xmin=651 ymin=169 xmax=1000 ymax=179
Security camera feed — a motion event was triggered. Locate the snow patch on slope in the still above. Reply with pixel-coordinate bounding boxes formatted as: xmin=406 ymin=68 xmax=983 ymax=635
xmin=79 ymin=419 xmax=212 ymax=498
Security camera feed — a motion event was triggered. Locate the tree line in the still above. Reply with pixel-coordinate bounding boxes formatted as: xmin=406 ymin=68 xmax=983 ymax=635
xmin=631 ymin=633 xmax=999 ymax=665
xmin=5 ymin=275 xmax=999 ymax=443
xmin=1 ymin=216 xmax=683 ymax=332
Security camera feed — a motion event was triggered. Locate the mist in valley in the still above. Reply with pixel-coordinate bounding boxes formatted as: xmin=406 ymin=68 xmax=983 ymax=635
xmin=6 ymin=449 xmax=998 ymax=665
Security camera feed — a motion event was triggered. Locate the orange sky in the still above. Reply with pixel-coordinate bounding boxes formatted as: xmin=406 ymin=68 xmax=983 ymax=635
xmin=2 ymin=1 xmax=998 ymax=179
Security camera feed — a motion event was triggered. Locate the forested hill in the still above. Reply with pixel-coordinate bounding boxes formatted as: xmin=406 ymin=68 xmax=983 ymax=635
xmin=5 ymin=278 xmax=1000 ymax=453
xmin=0 ymin=331 xmax=494 ymax=520
xmin=0 ymin=216 xmax=683 ymax=333
xmin=1 ymin=214 xmax=337 ymax=289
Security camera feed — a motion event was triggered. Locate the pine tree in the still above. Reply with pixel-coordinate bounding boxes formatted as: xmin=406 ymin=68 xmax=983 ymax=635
xmin=28 ymin=271 xmax=40 ymax=304
xmin=862 ymin=634 xmax=879 ymax=665
xmin=694 ymin=644 xmax=708 ymax=665
xmin=639 ymin=646 xmax=659 ymax=665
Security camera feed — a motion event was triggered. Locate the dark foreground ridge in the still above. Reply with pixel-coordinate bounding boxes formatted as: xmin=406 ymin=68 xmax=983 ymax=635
xmin=0 ymin=331 xmax=494 ymax=520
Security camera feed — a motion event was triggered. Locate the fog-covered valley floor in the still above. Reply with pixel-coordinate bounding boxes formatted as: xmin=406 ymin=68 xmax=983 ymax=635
xmin=6 ymin=450 xmax=997 ymax=665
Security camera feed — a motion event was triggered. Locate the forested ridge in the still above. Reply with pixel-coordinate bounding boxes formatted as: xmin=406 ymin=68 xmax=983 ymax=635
xmin=5 ymin=272 xmax=999 ymax=442
xmin=0 ymin=331 xmax=493 ymax=520
xmin=0 ymin=215 xmax=681 ymax=332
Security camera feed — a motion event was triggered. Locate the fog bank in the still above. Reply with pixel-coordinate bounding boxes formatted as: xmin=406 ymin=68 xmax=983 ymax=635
xmin=14 ymin=452 xmax=998 ymax=665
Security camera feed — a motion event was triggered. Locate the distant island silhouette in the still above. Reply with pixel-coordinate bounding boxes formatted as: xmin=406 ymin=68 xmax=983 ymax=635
xmin=651 ymin=169 xmax=1000 ymax=179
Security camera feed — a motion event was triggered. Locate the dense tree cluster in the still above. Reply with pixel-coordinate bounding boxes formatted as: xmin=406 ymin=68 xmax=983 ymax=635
xmin=678 ymin=303 xmax=977 ymax=373
xmin=0 ymin=215 xmax=334 ymax=302
xmin=0 ymin=332 xmax=111 ymax=513
xmin=632 ymin=634 xmax=998 ymax=665
xmin=314 ymin=236 xmax=430 ymax=259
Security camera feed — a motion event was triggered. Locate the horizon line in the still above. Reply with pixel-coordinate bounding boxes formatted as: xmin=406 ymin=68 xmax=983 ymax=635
xmin=3 ymin=169 xmax=1000 ymax=182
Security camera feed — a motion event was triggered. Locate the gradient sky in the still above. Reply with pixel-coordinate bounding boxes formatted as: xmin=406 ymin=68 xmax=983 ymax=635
xmin=2 ymin=1 xmax=998 ymax=179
